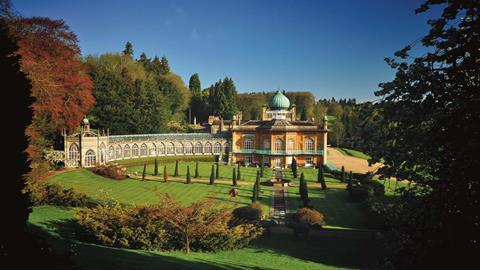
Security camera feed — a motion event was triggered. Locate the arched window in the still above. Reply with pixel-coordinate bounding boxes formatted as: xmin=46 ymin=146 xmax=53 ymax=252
xmin=263 ymin=139 xmax=270 ymax=150
xmin=224 ymin=142 xmax=230 ymax=153
xmin=124 ymin=144 xmax=131 ymax=158
xmin=159 ymin=143 xmax=166 ymax=155
xmin=116 ymin=145 xmax=122 ymax=159
xmin=68 ymin=143 xmax=79 ymax=162
xmin=99 ymin=143 xmax=106 ymax=163
xmin=185 ymin=142 xmax=193 ymax=154
xmin=167 ymin=142 xmax=175 ymax=155
xmin=195 ymin=142 xmax=203 ymax=154
xmin=244 ymin=139 xmax=253 ymax=150
xmin=204 ymin=142 xmax=212 ymax=154
xmin=176 ymin=142 xmax=184 ymax=154
xmin=109 ymin=146 xmax=115 ymax=159
xmin=132 ymin=144 xmax=139 ymax=157
xmin=149 ymin=143 xmax=157 ymax=156
xmin=287 ymin=139 xmax=295 ymax=150
xmin=140 ymin=143 xmax=147 ymax=156
xmin=85 ymin=150 xmax=96 ymax=167
xmin=214 ymin=142 xmax=222 ymax=154
xmin=274 ymin=139 xmax=283 ymax=152
xmin=305 ymin=138 xmax=314 ymax=151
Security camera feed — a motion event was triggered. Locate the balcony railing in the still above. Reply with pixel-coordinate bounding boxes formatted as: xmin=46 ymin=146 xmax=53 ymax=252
xmin=233 ymin=149 xmax=324 ymax=155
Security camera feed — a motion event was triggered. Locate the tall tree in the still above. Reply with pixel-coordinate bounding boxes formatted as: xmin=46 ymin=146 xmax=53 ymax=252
xmin=232 ymin=168 xmax=237 ymax=186
xmin=362 ymin=1 xmax=480 ymax=268
xmin=7 ymin=17 xmax=95 ymax=178
xmin=1 ymin=17 xmax=33 ymax=261
xmin=154 ymin=158 xmax=158 ymax=176
xmin=174 ymin=160 xmax=179 ymax=177
xmin=163 ymin=165 xmax=168 ymax=182
xmin=186 ymin=166 xmax=191 ymax=184
xmin=159 ymin=56 xmax=170 ymax=74
xmin=291 ymin=157 xmax=298 ymax=178
xmin=209 ymin=165 xmax=215 ymax=185
xmin=318 ymin=164 xmax=327 ymax=189
xmin=194 ymin=162 xmax=199 ymax=178
xmin=123 ymin=41 xmax=133 ymax=56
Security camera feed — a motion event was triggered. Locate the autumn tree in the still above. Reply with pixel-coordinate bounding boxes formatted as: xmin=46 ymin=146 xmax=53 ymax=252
xmin=154 ymin=195 xmax=232 ymax=253
xmin=7 ymin=17 xmax=94 ymax=179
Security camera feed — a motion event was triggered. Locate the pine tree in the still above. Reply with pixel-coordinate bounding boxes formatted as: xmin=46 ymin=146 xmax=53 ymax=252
xmin=299 ymin=172 xmax=305 ymax=199
xmin=142 ymin=163 xmax=147 ymax=181
xmin=194 ymin=161 xmax=199 ymax=178
xmin=123 ymin=41 xmax=133 ymax=56
xmin=232 ymin=168 xmax=237 ymax=186
xmin=237 ymin=164 xmax=241 ymax=180
xmin=186 ymin=166 xmax=191 ymax=184
xmin=318 ymin=164 xmax=327 ymax=189
xmin=154 ymin=158 xmax=158 ymax=176
xmin=159 ymin=56 xmax=170 ymax=74
xmin=341 ymin=166 xmax=345 ymax=182
xmin=163 ymin=165 xmax=168 ymax=182
xmin=209 ymin=165 xmax=215 ymax=185
xmin=174 ymin=160 xmax=179 ymax=177
xmin=215 ymin=163 xmax=219 ymax=179
xmin=291 ymin=157 xmax=298 ymax=178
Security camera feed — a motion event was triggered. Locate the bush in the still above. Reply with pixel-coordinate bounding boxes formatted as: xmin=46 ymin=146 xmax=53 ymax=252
xmin=91 ymin=163 xmax=128 ymax=180
xmin=348 ymin=186 xmax=372 ymax=202
xmin=232 ymin=203 xmax=264 ymax=222
xmin=365 ymin=180 xmax=385 ymax=197
xmin=75 ymin=196 xmax=263 ymax=252
xmin=29 ymin=182 xmax=89 ymax=207
xmin=295 ymin=208 xmax=326 ymax=229
xmin=76 ymin=204 xmax=167 ymax=250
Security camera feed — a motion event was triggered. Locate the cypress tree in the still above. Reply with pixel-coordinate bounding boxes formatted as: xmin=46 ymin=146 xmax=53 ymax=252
xmin=260 ymin=155 xmax=265 ymax=177
xmin=299 ymin=172 xmax=305 ymax=199
xmin=163 ymin=165 xmax=168 ymax=182
xmin=318 ymin=164 xmax=327 ymax=189
xmin=302 ymin=181 xmax=309 ymax=207
xmin=186 ymin=166 xmax=191 ymax=184
xmin=347 ymin=171 xmax=353 ymax=190
xmin=341 ymin=166 xmax=345 ymax=182
xmin=194 ymin=161 xmax=199 ymax=178
xmin=252 ymin=182 xmax=258 ymax=203
xmin=123 ymin=41 xmax=133 ymax=56
xmin=142 ymin=163 xmax=147 ymax=181
xmin=237 ymin=164 xmax=241 ymax=180
xmin=174 ymin=160 xmax=179 ymax=177
xmin=216 ymin=163 xmax=220 ymax=179
xmin=291 ymin=157 xmax=298 ymax=178
xmin=154 ymin=158 xmax=158 ymax=176
xmin=232 ymin=168 xmax=237 ymax=186
xmin=209 ymin=165 xmax=215 ymax=185
xmin=255 ymin=170 xmax=261 ymax=197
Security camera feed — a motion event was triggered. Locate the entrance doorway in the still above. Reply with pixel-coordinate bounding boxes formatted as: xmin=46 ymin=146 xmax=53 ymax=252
xmin=274 ymin=157 xmax=283 ymax=168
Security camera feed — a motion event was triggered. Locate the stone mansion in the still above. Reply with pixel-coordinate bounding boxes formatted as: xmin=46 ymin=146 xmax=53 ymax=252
xmin=64 ymin=91 xmax=328 ymax=168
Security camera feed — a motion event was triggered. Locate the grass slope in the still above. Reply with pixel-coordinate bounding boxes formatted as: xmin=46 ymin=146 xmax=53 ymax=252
xmin=29 ymin=206 xmax=382 ymax=269
xmin=335 ymin=148 xmax=371 ymax=160
xmin=48 ymin=169 xmax=271 ymax=214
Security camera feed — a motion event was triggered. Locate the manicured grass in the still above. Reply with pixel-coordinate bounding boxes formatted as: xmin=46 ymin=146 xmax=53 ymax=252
xmin=283 ymin=167 xmax=371 ymax=230
xmin=29 ymin=206 xmax=383 ymax=269
xmin=335 ymin=148 xmax=371 ymax=160
xmin=125 ymin=160 xmax=273 ymax=182
xmin=48 ymin=169 xmax=272 ymax=214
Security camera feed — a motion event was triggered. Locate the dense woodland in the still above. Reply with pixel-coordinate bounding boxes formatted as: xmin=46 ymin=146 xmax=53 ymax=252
xmin=1 ymin=0 xmax=478 ymax=268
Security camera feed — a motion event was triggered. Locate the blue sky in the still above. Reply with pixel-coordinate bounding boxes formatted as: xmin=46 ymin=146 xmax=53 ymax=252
xmin=13 ymin=0 xmax=442 ymax=101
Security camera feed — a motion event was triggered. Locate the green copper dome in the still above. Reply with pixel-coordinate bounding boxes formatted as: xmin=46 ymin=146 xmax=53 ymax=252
xmin=269 ymin=91 xmax=290 ymax=110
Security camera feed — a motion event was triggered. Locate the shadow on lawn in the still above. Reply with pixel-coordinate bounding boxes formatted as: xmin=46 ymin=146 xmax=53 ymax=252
xmin=38 ymin=219 xmax=252 ymax=270
xmin=251 ymin=228 xmax=384 ymax=269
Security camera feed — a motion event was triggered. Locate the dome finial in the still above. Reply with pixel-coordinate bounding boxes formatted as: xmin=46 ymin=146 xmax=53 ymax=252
xmin=269 ymin=91 xmax=290 ymax=110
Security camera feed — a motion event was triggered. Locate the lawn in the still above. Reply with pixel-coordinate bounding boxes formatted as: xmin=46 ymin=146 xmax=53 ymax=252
xmin=122 ymin=159 xmax=273 ymax=182
xmin=29 ymin=205 xmax=383 ymax=269
xmin=48 ymin=169 xmax=272 ymax=214
xmin=283 ymin=167 xmax=372 ymax=230
xmin=335 ymin=148 xmax=371 ymax=160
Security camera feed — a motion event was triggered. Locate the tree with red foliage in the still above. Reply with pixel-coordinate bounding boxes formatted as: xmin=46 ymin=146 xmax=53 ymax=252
xmin=6 ymin=17 xmax=94 ymax=178
xmin=154 ymin=194 xmax=231 ymax=253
